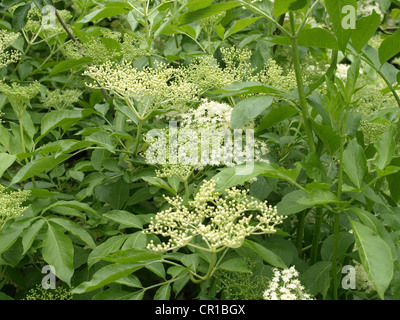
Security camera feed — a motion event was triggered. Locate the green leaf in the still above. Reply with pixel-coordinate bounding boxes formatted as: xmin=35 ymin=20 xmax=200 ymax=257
xmin=231 ymin=95 xmax=274 ymax=129
xmin=242 ymin=239 xmax=287 ymax=269
xmin=115 ymin=274 xmax=142 ymax=288
xmin=31 ymin=0 xmax=54 ymax=10
xmin=311 ymin=121 xmax=341 ymax=155
xmin=298 ymin=188 xmax=341 ymax=206
xmin=219 ymin=257 xmax=252 ymax=273
xmin=97 ymin=179 xmax=130 ymax=210
xmin=0 ymin=0 xmax=25 ymax=11
xmin=215 ymin=24 xmax=225 ymax=40
xmin=349 ymin=218 xmax=393 ymax=299
xmin=224 ymin=17 xmax=261 ymax=39
xmin=276 ymin=190 xmax=311 ymax=215
xmin=178 ymin=254 xmax=198 ymax=273
xmin=122 ymin=231 xmax=148 ymax=250
xmin=103 ymin=210 xmax=143 ymax=229
xmin=50 ymin=57 xmax=93 ymax=76
xmin=0 ymin=153 xmax=16 ymax=178
xmin=300 ymin=261 xmax=331 ymax=297
xmin=146 ymin=262 xmax=166 ymax=279
xmin=271 ymin=28 xmax=340 ymax=50
xmin=11 ymin=154 xmax=74 ymax=185
xmin=48 ymin=217 xmax=96 ymax=249
xmin=386 ymin=159 xmax=400 ymax=202
xmin=0 ymin=292 xmax=13 ymax=300
xmin=300 ymin=151 xmax=328 ymax=183
xmin=178 ymin=2 xmax=241 ymax=25
xmin=40 ymin=109 xmax=85 ymax=137
xmin=213 ymin=162 xmax=272 ymax=191
xmin=92 ymin=288 xmax=141 ymax=300
xmin=85 ymin=131 xmax=115 ymax=153
xmin=351 ymin=11 xmax=381 ymax=53
xmin=349 ymin=207 xmax=397 ymax=258
xmin=187 ymin=0 xmax=214 ymax=11
xmin=42 ymin=200 xmax=100 ymax=219
xmin=375 ymin=126 xmax=397 ymax=170
xmin=22 ymin=218 xmax=45 ymax=255
xmin=209 ymin=82 xmax=283 ymax=97
xmin=257 ymin=105 xmax=298 ymax=132
xmin=72 ymin=262 xmax=146 ymax=294
xmin=321 ymin=232 xmax=354 ymax=261
xmin=213 ymin=162 xmax=302 ymax=192
xmin=274 ymin=0 xmax=308 ymax=17
xmin=78 ymin=6 xmax=130 ymax=23
xmin=12 ymin=3 xmax=30 ymax=31
xmin=88 ymin=234 xmax=130 ymax=267
xmin=102 ymin=248 xmax=162 ymax=264
xmin=42 ymin=222 xmax=75 ymax=285
xmin=379 ymin=28 xmax=400 ymax=64
xmin=0 ymin=218 xmax=32 ymax=255
xmin=342 ymin=138 xmax=366 ymax=188
xmin=154 ymin=284 xmax=171 ymax=300
xmin=142 ymin=176 xmax=176 ymax=194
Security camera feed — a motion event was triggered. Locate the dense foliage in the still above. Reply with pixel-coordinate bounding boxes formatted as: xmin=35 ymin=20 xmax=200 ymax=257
xmin=1 ymin=0 xmax=400 ymax=301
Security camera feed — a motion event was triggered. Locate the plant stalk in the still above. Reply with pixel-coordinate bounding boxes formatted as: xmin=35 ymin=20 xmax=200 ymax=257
xmin=289 ymin=12 xmax=316 ymax=152
xmin=332 ymin=132 xmax=345 ymax=300
xmin=132 ymin=120 xmax=143 ymax=156
xmin=310 ymin=207 xmax=323 ymax=264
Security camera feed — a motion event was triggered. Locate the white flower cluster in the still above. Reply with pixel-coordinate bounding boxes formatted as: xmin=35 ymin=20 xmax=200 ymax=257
xmin=357 ymin=0 xmax=383 ymax=17
xmin=335 ymin=64 xmax=350 ymax=81
xmin=257 ymin=59 xmax=297 ymax=92
xmin=0 ymin=30 xmax=21 ymax=69
xmin=24 ymin=8 xmax=73 ymax=35
xmin=145 ymin=179 xmax=286 ymax=252
xmin=0 ymin=185 xmax=31 ymax=228
xmin=0 ymin=80 xmax=40 ymax=117
xmin=41 ymin=88 xmax=82 ymax=109
xmin=84 ymin=60 xmax=198 ymax=117
xmin=144 ymin=100 xmax=270 ymax=178
xmin=263 ymin=266 xmax=314 ymax=300
xmin=181 ymin=100 xmax=232 ymax=130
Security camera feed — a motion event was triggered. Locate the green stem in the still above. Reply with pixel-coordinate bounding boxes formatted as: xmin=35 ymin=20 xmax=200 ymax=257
xmin=332 ymin=133 xmax=345 ymax=300
xmin=289 ymin=12 xmax=316 ymax=152
xmin=19 ymin=118 xmax=26 ymax=155
xmin=310 ymin=207 xmax=323 ymax=264
xmin=296 ymin=0 xmax=322 ymax=36
xmin=11 ymin=43 xmax=31 ymax=77
xmin=189 ymin=251 xmax=216 ymax=284
xmin=184 ymin=179 xmax=190 ymax=199
xmin=143 ymin=1 xmax=152 ymax=68
xmin=296 ymin=211 xmax=307 ymax=254
xmin=330 ymin=50 xmax=338 ymax=81
xmin=132 ymin=120 xmax=143 ymax=156
xmin=0 ymin=265 xmax=6 ymax=281
xmin=331 ymin=210 xmax=340 ymax=300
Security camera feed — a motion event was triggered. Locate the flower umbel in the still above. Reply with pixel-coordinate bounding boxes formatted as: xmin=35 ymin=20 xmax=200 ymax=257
xmin=24 ymin=285 xmax=72 ymax=300
xmin=263 ymin=266 xmax=314 ymax=300
xmin=145 ymin=179 xmax=286 ymax=252
xmin=0 ymin=30 xmax=21 ymax=69
xmin=0 ymin=185 xmax=31 ymax=229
